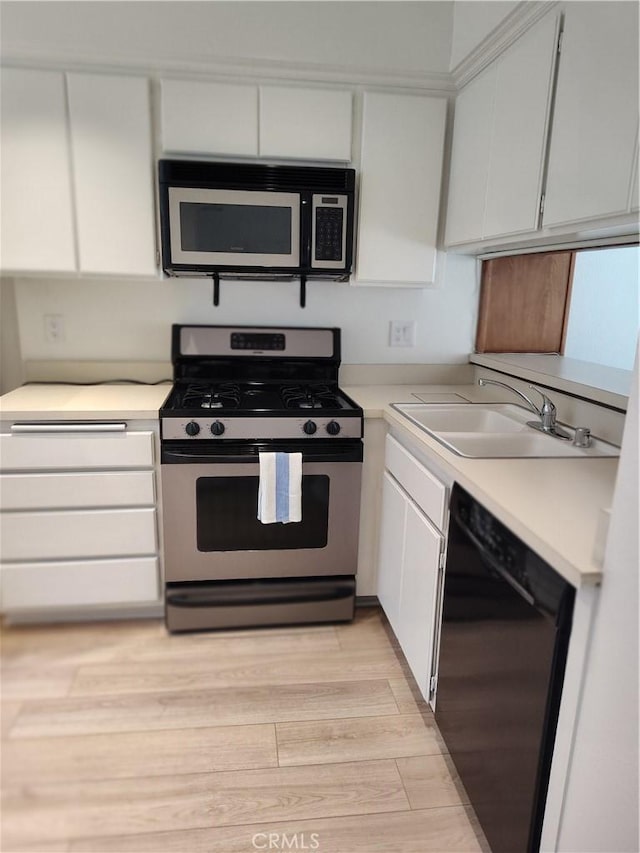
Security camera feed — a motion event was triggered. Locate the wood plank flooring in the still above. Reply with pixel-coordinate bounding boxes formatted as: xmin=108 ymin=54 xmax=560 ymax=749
xmin=1 ymin=607 xmax=489 ymax=852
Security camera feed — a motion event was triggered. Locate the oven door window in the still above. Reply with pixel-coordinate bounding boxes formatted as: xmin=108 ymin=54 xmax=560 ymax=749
xmin=196 ymin=475 xmax=329 ymax=551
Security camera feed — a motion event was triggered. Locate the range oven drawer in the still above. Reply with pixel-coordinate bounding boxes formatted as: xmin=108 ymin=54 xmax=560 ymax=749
xmin=165 ymin=576 xmax=355 ymax=632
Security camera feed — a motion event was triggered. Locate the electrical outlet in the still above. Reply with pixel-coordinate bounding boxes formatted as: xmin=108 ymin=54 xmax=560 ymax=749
xmin=389 ymin=320 xmax=416 ymax=347
xmin=44 ymin=314 xmax=65 ymax=343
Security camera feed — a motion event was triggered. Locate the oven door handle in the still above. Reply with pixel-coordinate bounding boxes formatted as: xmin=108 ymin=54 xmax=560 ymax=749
xmin=161 ymin=442 xmax=363 ymax=464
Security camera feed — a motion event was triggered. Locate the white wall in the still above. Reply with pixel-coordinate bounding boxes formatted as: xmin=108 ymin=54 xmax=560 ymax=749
xmin=556 ymin=343 xmax=639 ymax=852
xmin=450 ymin=0 xmax=518 ymax=68
xmin=13 ymin=254 xmax=480 ymax=366
xmin=0 ymin=1 xmax=453 ymax=77
xmin=564 ymin=246 xmax=640 ymax=371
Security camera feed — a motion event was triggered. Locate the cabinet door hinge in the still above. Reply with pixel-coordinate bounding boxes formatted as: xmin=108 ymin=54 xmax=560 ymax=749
xmin=539 ymin=194 xmax=546 ymax=216
xmin=557 ymin=30 xmax=564 ymax=54
xmin=429 ymin=675 xmax=437 ymax=696
xmin=438 ymin=548 xmax=446 ymax=571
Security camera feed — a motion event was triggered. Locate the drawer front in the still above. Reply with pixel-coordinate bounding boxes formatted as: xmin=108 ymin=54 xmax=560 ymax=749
xmin=385 ymin=434 xmax=447 ymax=530
xmin=0 ymin=508 xmax=157 ymax=561
xmin=0 ymin=471 xmax=155 ymax=510
xmin=0 ymin=430 xmax=154 ymax=471
xmin=1 ymin=557 xmax=159 ymax=610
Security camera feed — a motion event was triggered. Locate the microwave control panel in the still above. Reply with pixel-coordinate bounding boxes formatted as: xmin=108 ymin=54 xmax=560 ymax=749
xmin=312 ymin=194 xmax=348 ymax=269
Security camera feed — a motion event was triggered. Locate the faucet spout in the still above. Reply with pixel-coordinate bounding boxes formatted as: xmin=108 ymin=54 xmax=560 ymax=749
xmin=477 ymin=378 xmax=541 ymax=418
xmin=477 ymin=378 xmax=572 ymax=439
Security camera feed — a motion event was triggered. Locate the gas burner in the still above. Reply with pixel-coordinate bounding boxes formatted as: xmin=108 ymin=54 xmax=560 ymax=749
xmin=181 ymin=382 xmax=241 ymax=410
xmin=281 ymin=384 xmax=340 ymax=410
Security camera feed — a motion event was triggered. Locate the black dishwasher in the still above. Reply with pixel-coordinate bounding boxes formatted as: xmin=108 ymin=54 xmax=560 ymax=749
xmin=436 ymin=483 xmax=575 ymax=853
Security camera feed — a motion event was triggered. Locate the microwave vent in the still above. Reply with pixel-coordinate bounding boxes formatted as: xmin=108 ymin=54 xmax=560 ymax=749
xmin=159 ymin=160 xmax=355 ymax=193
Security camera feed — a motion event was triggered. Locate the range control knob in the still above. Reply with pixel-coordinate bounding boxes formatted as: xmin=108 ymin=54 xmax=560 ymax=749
xmin=211 ymin=421 xmax=225 ymax=436
xmin=326 ymin=420 xmax=341 ymax=436
xmin=185 ymin=421 xmax=200 ymax=437
xmin=303 ymin=420 xmax=317 ymax=435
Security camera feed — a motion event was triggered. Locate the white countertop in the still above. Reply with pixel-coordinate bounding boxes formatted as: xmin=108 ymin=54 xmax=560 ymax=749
xmin=344 ymin=384 xmax=619 ymax=589
xmin=0 ymin=383 xmax=171 ymax=421
xmin=0 ymin=381 xmax=618 ymax=588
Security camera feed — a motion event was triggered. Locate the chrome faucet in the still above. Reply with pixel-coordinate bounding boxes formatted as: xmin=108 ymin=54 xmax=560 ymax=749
xmin=477 ymin=378 xmax=572 ymax=439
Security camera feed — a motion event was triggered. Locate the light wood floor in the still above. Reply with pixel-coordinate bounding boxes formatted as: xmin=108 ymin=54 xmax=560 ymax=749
xmin=1 ymin=607 xmax=489 ymax=853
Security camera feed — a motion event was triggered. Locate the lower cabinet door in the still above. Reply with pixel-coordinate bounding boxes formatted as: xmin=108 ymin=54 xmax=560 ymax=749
xmin=377 ymin=471 xmax=407 ymax=630
xmin=397 ymin=500 xmax=443 ymax=701
xmin=0 ymin=557 xmax=159 ymax=610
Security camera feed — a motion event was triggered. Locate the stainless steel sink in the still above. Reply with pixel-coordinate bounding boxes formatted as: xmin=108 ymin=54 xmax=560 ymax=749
xmin=392 ymin=403 xmax=620 ymax=458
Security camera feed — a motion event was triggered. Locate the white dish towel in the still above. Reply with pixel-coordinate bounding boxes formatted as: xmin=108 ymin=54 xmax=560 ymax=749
xmin=257 ymin=452 xmax=302 ymax=524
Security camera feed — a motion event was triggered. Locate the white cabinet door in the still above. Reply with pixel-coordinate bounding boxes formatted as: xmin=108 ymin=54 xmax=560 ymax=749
xmin=445 ymin=65 xmax=496 ymax=246
xmin=398 ymin=500 xmax=443 ymax=701
xmin=67 ymin=73 xmax=157 ymax=276
xmin=445 ymin=11 xmax=559 ymax=245
xmin=377 ymin=471 xmax=407 ymax=629
xmin=543 ymin=3 xmax=640 ymax=227
xmin=160 ymin=79 xmax=259 ymax=157
xmin=259 ymin=86 xmax=352 ymax=161
xmin=483 ymin=11 xmax=559 ymax=237
xmin=377 ymin=467 xmax=445 ymax=703
xmin=356 ymin=92 xmax=446 ymax=284
xmin=0 ymin=68 xmax=76 ymax=273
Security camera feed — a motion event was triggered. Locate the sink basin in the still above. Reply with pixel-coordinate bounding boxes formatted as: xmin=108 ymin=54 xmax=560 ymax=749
xmin=392 ymin=403 xmax=620 ymax=458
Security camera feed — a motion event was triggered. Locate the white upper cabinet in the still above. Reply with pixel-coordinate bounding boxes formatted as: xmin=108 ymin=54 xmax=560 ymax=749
xmin=445 ymin=11 xmax=559 ymax=245
xmin=356 ymin=91 xmax=446 ymax=285
xmin=483 ymin=11 xmax=559 ymax=238
xmin=67 ymin=73 xmax=157 ymax=276
xmin=0 ymin=68 xmax=76 ymax=273
xmin=160 ymin=79 xmax=259 ymax=157
xmin=259 ymin=86 xmax=352 ymax=161
xmin=543 ymin=2 xmax=640 ymax=228
xmin=160 ymin=80 xmax=351 ymax=162
xmin=444 ymin=66 xmax=496 ymax=246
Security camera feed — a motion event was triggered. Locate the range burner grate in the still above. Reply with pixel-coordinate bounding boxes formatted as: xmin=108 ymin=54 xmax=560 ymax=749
xmin=180 ymin=382 xmax=242 ymax=410
xmin=281 ymin=384 xmax=341 ymax=410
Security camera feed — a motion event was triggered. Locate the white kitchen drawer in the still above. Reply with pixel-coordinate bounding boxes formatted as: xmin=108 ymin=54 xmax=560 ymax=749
xmin=0 ymin=429 xmax=154 ymax=471
xmin=0 ymin=557 xmax=159 ymax=610
xmin=0 ymin=471 xmax=155 ymax=510
xmin=385 ymin=434 xmax=447 ymax=530
xmin=0 ymin=508 xmax=157 ymax=561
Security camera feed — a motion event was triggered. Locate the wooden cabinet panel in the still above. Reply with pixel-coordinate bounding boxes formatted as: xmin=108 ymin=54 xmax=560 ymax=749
xmin=0 ymin=68 xmax=76 ymax=273
xmin=543 ymin=2 xmax=640 ymax=226
xmin=1 ymin=558 xmax=159 ymax=609
xmin=160 ymin=79 xmax=259 ymax=157
xmin=67 ymin=73 xmax=157 ymax=276
xmin=476 ymin=252 xmax=574 ymax=353
xmin=259 ymin=86 xmax=352 ymax=161
xmin=356 ymin=92 xmax=446 ymax=284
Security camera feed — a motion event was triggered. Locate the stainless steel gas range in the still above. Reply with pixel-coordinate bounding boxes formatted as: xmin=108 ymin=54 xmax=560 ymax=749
xmin=160 ymin=325 xmax=363 ymax=632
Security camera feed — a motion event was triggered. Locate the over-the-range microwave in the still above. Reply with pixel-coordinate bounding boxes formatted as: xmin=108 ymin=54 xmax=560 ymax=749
xmin=158 ymin=160 xmax=355 ymax=280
